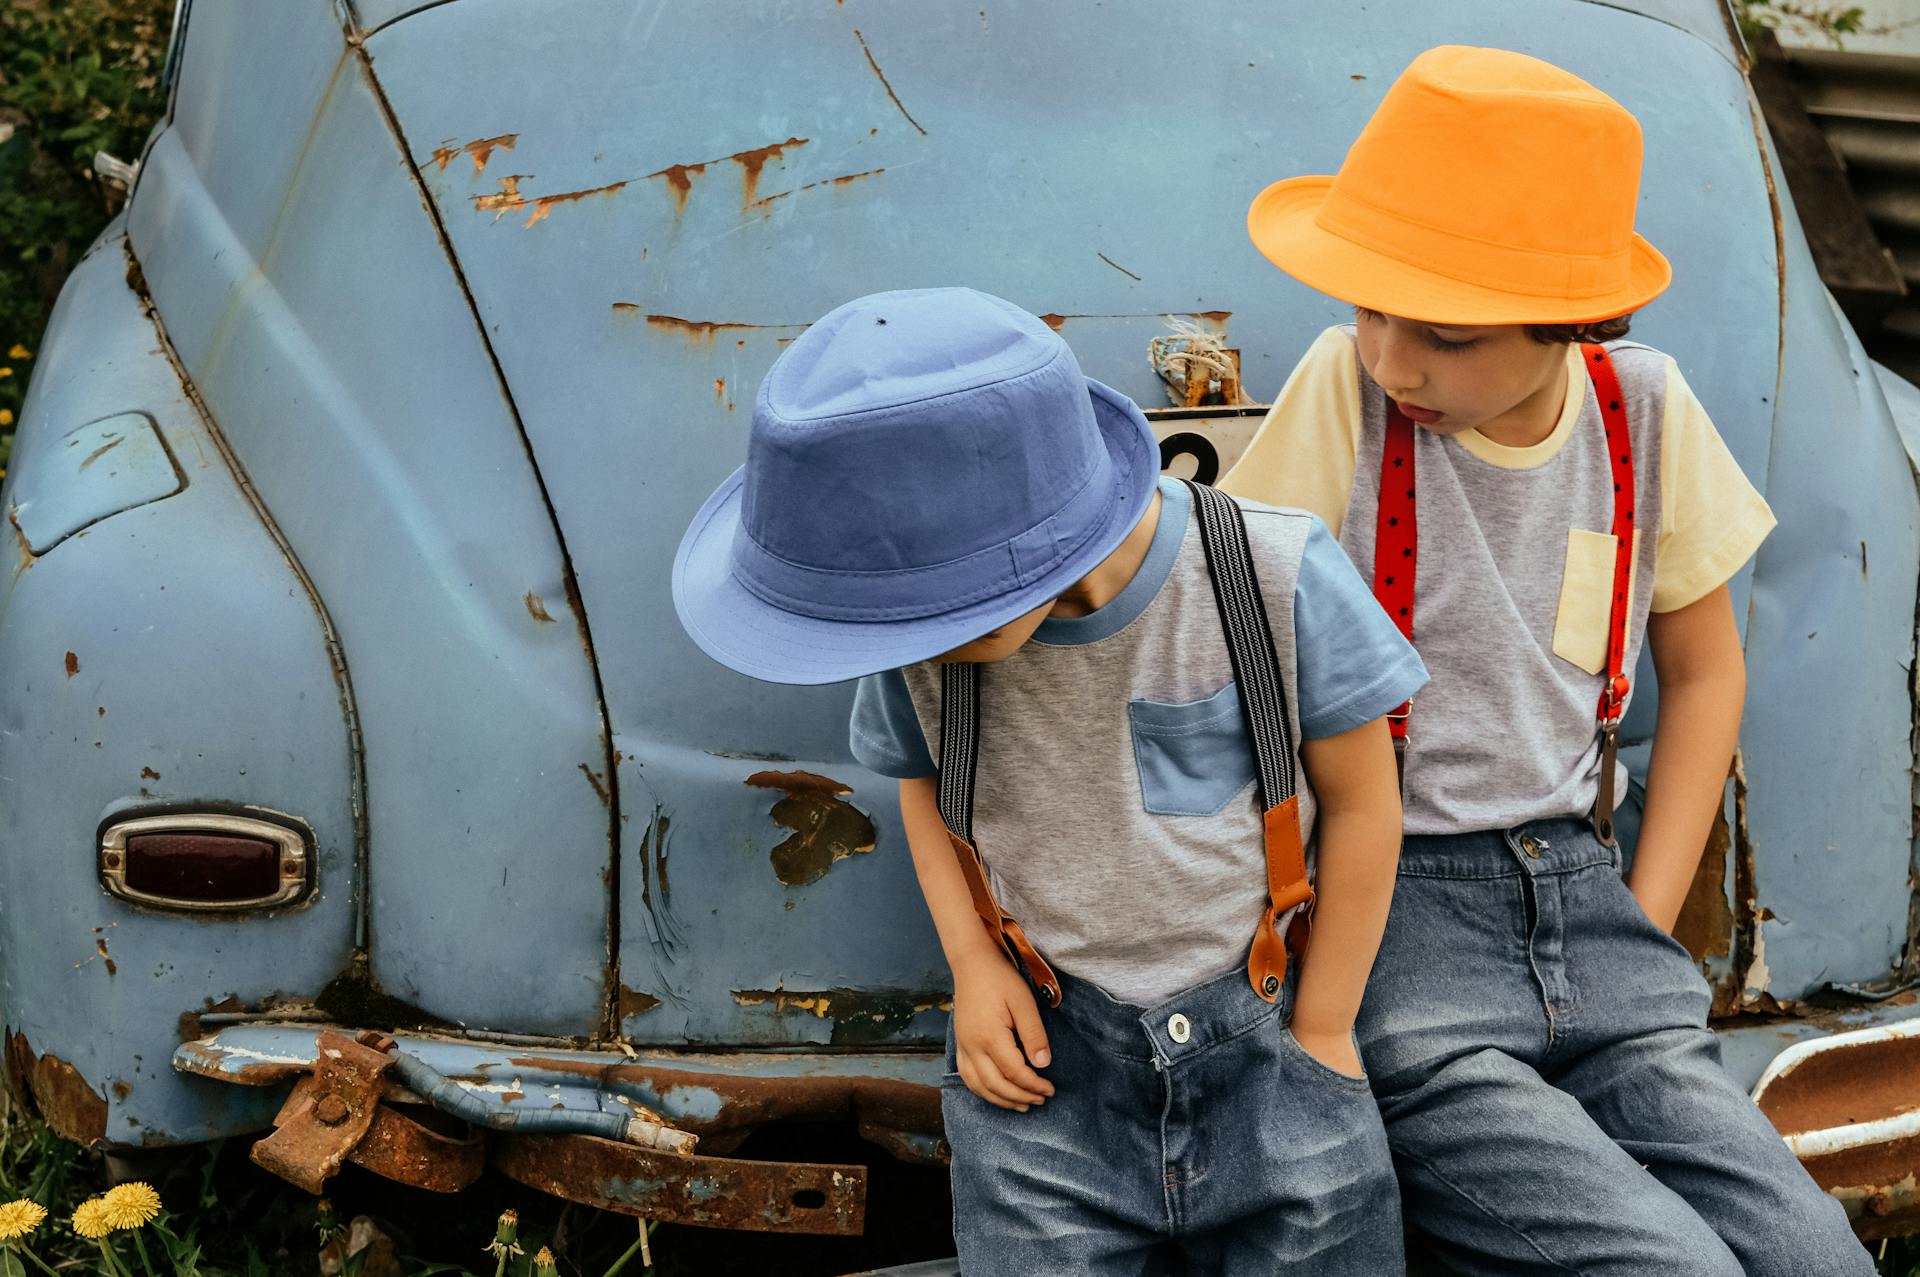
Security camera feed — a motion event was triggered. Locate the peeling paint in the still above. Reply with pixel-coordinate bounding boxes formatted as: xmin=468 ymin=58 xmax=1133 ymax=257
xmin=618 ymin=986 xmax=662 ymax=1019
xmin=743 ymin=770 xmax=877 ymax=887
xmin=731 ymin=987 xmax=951 ymax=1046
xmin=430 ymin=133 xmax=518 ymax=174
xmin=473 ymin=174 xmax=630 ymax=228
xmin=524 ymin=592 xmax=556 ymax=624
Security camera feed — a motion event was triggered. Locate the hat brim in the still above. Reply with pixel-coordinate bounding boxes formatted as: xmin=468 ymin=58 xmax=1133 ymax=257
xmin=671 ymin=378 xmax=1162 ymax=686
xmin=1247 ymin=176 xmax=1672 ymax=326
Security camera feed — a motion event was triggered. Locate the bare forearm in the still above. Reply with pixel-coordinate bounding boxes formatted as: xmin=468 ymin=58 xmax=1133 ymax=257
xmin=1632 ymin=587 xmax=1747 ymax=933
xmin=1292 ymin=720 xmax=1402 ymax=1038
xmin=1630 ymin=673 xmax=1742 ymax=930
xmin=898 ymin=776 xmax=1001 ymax=968
xmin=1291 ymin=798 xmax=1401 ymax=1035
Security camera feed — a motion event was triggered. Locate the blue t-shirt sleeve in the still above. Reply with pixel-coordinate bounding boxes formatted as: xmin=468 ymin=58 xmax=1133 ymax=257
xmin=1293 ymin=519 xmax=1430 ymax=739
xmin=850 ymin=670 xmax=937 ymax=778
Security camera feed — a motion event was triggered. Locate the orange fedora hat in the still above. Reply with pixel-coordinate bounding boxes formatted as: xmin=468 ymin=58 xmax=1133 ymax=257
xmin=1248 ymin=45 xmax=1671 ymax=325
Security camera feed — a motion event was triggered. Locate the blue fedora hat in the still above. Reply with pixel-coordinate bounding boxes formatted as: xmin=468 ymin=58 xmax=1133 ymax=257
xmin=673 ymin=287 xmax=1160 ymax=685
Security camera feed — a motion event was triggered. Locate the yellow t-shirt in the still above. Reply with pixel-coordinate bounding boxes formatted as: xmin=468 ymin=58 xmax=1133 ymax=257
xmin=1222 ymin=326 xmax=1776 ymax=613
xmin=1220 ymin=326 xmax=1775 ymax=833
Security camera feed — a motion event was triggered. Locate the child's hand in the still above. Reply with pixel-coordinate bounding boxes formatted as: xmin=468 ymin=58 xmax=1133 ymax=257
xmin=951 ymin=950 xmax=1056 ymax=1111
xmin=1291 ymin=1024 xmax=1367 ymax=1080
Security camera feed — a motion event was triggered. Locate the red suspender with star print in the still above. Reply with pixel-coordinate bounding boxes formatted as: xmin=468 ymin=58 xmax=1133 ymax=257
xmin=1373 ymin=343 xmax=1636 ymax=844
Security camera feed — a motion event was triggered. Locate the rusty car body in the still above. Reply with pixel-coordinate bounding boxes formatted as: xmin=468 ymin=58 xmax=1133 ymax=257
xmin=6 ymin=0 xmax=1920 ymax=1236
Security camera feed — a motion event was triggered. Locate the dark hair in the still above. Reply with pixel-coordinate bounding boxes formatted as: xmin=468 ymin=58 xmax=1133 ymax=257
xmin=1526 ymin=314 xmax=1633 ymax=345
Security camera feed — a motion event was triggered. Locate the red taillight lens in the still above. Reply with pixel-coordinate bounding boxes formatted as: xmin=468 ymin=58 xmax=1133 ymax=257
xmin=100 ymin=814 xmax=309 ymax=912
xmin=123 ymin=833 xmax=280 ymax=902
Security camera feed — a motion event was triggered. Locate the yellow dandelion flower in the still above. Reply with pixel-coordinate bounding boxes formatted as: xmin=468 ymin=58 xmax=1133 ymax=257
xmin=533 ymin=1246 xmax=558 ymax=1277
xmin=6 ymin=347 xmax=28 ymax=362
xmin=101 ymin=1181 xmax=160 ymax=1228
xmin=0 ymin=410 xmax=13 ymax=426
xmin=71 ymin=1197 xmax=112 ymax=1240
xmin=0 ymin=1198 xmax=46 ymax=1238
xmin=0 ymin=368 xmax=13 ymax=379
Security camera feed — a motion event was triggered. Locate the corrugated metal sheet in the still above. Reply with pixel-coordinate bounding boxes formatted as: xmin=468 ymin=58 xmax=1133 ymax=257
xmin=1780 ymin=45 xmax=1920 ymax=382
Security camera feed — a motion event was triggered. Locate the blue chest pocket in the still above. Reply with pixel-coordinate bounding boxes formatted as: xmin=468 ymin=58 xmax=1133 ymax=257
xmin=1128 ymin=682 xmax=1259 ymax=817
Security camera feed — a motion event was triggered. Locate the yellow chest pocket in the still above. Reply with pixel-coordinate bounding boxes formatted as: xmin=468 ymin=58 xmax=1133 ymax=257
xmin=1552 ymin=528 xmax=1640 ymax=675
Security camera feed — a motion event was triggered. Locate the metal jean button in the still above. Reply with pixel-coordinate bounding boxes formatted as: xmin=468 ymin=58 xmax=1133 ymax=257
xmin=1167 ymin=1013 xmax=1192 ymax=1044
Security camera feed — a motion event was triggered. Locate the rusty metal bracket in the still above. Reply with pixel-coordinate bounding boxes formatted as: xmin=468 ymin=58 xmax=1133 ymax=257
xmin=251 ymin=1030 xmax=397 ymax=1194
xmin=492 ymin=1132 xmax=866 ymax=1235
xmin=349 ymin=1103 xmax=484 ymax=1194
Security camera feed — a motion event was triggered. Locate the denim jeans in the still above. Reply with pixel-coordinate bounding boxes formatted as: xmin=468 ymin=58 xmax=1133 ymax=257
xmin=1358 ymin=817 xmax=1872 ymax=1275
xmin=943 ymin=963 xmax=1403 ymax=1274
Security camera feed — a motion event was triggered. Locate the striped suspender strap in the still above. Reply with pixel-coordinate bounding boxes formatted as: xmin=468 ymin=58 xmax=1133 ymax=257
xmin=1184 ymin=479 xmax=1313 ymax=1003
xmin=1372 ymin=343 xmax=1636 ymax=844
xmin=937 ymin=662 xmax=1063 ymax=1007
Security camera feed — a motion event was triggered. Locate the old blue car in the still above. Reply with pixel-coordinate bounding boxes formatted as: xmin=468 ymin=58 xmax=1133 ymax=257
xmin=5 ymin=0 xmax=1918 ymax=1243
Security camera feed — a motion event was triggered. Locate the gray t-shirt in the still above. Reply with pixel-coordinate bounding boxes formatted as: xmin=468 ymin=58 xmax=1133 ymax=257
xmin=851 ymin=478 xmax=1428 ymax=1006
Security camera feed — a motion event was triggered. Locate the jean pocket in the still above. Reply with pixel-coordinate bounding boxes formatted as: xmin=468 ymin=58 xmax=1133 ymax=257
xmin=1279 ymin=1026 xmax=1374 ymax=1092
xmin=1128 ymin=683 xmax=1257 ymax=817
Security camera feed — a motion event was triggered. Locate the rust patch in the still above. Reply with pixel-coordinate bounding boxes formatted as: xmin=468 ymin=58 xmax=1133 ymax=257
xmin=493 ymin=1132 xmax=865 ymax=1234
xmin=64 ymin=651 xmax=78 ymax=679
xmin=639 ymin=314 xmax=785 ymax=344
xmin=714 ymin=378 xmax=727 ymax=402
xmin=730 ymin=137 xmax=808 ymax=209
xmin=618 ymin=986 xmax=663 ymax=1019
xmin=1039 ymin=310 xmax=1230 ymax=332
xmin=111 ymin=1080 xmax=131 ymax=1101
xmin=731 ymin=987 xmax=950 ymax=1046
xmin=78 ymin=435 xmax=126 ymax=471
xmin=96 ymin=939 xmax=116 ymax=978
xmin=1674 ymin=801 xmax=1736 ymax=974
xmin=578 ymin=763 xmax=611 ymax=807
xmin=524 ymin=592 xmax=556 ymax=624
xmin=750 ymin=167 xmax=886 ymax=212
xmin=430 ymin=133 xmax=518 ymax=174
xmin=140 ymin=766 xmax=160 ymax=780
xmin=648 ymin=160 xmax=708 ymax=215
xmin=1759 ymin=1033 xmax=1920 ymax=1137
xmin=7 ymin=1031 xmax=108 ymax=1145
xmin=744 ymin=770 xmax=877 ymax=887
xmin=854 ymin=29 xmax=927 ymax=136
xmin=1097 ymin=252 xmax=1142 ymax=282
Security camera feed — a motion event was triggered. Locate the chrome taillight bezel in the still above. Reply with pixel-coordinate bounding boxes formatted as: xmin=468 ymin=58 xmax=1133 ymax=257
xmin=99 ymin=812 xmax=311 ymax=912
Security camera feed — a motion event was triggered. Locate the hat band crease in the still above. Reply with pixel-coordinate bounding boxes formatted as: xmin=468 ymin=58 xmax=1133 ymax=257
xmin=729 ymin=446 xmax=1121 ymax=622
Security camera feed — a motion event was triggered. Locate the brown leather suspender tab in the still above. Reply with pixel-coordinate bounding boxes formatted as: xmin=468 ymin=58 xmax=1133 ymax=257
xmin=937 ymin=662 xmax=1063 ymax=1007
xmin=1185 ymin=480 xmax=1313 ymax=1004
xmin=1372 ymin=344 xmax=1637 ymax=843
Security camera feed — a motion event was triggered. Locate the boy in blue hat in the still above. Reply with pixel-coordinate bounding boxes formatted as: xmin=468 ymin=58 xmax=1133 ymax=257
xmin=673 ymin=286 xmax=1427 ymax=1273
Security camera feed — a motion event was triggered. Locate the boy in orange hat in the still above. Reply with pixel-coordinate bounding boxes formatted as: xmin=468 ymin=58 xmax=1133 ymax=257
xmin=1223 ymin=45 xmax=1873 ymax=1275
